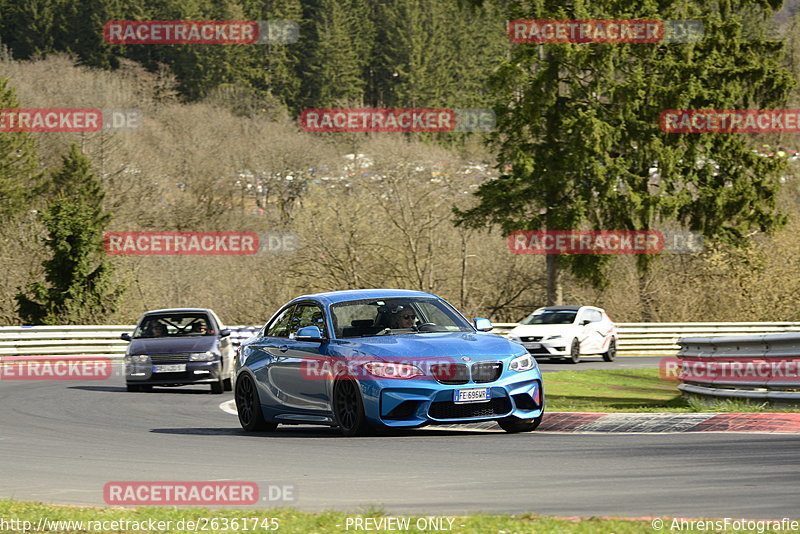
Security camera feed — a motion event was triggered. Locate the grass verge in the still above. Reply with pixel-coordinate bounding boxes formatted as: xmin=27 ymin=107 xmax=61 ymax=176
xmin=3 ymin=500 xmax=796 ymax=533
xmin=543 ymin=368 xmax=800 ymax=412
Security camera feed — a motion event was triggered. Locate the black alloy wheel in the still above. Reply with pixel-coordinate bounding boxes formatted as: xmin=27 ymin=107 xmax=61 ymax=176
xmin=603 ymin=338 xmax=617 ymax=362
xmin=235 ymin=374 xmax=277 ymax=432
xmin=498 ymin=414 xmax=543 ymax=433
xmin=569 ymin=339 xmax=581 ymax=364
xmin=333 ymin=378 xmax=371 ymax=437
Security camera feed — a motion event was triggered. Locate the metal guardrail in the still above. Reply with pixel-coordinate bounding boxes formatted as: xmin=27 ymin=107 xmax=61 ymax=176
xmin=676 ymin=333 xmax=800 ymax=403
xmin=3 ymin=322 xmax=800 ymax=359
xmin=0 ymin=325 xmax=259 ymax=359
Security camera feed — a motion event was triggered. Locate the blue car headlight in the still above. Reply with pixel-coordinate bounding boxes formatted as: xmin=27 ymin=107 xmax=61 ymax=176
xmin=364 ymin=362 xmax=424 ymax=379
xmin=125 ymin=355 xmax=150 ymax=364
xmin=190 ymin=351 xmax=218 ymax=362
xmin=509 ymin=353 xmax=536 ymax=372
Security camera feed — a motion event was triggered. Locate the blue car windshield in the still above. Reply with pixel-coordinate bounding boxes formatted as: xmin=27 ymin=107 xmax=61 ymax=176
xmin=331 ymin=298 xmax=472 ymax=338
xmin=520 ymin=310 xmax=577 ymax=325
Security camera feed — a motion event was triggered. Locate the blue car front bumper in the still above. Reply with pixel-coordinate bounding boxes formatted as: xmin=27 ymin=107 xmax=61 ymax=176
xmin=358 ymin=374 xmax=543 ymax=428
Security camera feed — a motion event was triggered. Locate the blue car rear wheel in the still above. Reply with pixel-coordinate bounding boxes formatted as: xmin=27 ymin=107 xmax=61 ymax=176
xmin=236 ymin=374 xmax=277 ymax=432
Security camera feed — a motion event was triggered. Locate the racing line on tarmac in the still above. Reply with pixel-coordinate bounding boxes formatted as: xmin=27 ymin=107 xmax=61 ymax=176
xmin=218 ymin=401 xmax=800 ymax=433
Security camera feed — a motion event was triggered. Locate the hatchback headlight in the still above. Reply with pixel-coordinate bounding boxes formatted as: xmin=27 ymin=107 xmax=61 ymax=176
xmin=509 ymin=354 xmax=536 ymax=372
xmin=544 ymin=335 xmax=562 ymax=341
xmin=190 ymin=351 xmax=218 ymax=361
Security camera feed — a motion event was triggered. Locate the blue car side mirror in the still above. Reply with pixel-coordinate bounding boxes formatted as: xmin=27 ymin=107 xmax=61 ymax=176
xmin=219 ymin=328 xmax=231 ymax=338
xmin=295 ymin=326 xmax=327 ymax=343
xmin=473 ymin=318 xmax=493 ymax=332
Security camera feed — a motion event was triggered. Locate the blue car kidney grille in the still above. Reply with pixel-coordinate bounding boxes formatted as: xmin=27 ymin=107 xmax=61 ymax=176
xmin=431 ymin=362 xmax=501 ymax=384
xmin=149 ymin=353 xmax=191 ymax=363
xmin=431 ymin=363 xmax=469 ymax=384
xmin=471 ymin=362 xmax=502 ymax=383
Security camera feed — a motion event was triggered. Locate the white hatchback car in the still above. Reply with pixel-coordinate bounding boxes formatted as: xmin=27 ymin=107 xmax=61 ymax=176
xmin=507 ymin=306 xmax=617 ymax=364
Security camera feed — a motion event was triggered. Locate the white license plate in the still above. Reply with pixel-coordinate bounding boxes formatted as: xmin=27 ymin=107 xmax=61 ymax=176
xmin=454 ymin=388 xmax=491 ymax=404
xmin=523 ymin=342 xmax=541 ymax=349
xmin=153 ymin=364 xmax=186 ymax=373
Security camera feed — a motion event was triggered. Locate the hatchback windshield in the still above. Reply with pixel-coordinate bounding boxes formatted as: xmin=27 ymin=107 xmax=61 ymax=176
xmin=521 ymin=309 xmax=578 ymax=325
xmin=331 ymin=298 xmax=472 ymax=338
xmin=133 ymin=313 xmax=213 ymax=338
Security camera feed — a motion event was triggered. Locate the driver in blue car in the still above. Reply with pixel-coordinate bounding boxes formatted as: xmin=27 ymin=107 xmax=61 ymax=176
xmin=388 ymin=305 xmax=417 ymax=329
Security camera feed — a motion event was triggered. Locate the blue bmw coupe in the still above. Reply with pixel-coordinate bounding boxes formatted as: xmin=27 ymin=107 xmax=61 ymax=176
xmin=234 ymin=289 xmax=544 ymax=436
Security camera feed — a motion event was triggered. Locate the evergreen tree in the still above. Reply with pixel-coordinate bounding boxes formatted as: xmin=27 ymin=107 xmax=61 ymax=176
xmin=0 ymin=78 xmax=41 ymax=220
xmin=376 ymin=0 xmax=457 ymax=107
xmin=305 ymin=0 xmax=372 ymax=106
xmin=455 ymin=0 xmax=794 ymax=308
xmin=0 ymin=0 xmax=59 ymax=59
xmin=16 ymin=144 xmax=122 ymax=324
xmin=244 ymin=0 xmax=304 ymax=111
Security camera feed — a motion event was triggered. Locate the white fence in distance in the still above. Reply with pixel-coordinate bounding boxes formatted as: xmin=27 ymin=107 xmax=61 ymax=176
xmin=0 ymin=325 xmax=259 ymax=359
xmin=2 ymin=322 xmax=800 ymax=359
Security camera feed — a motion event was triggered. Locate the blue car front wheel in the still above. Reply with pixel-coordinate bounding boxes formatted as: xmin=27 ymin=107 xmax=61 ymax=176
xmin=333 ymin=378 xmax=372 ymax=437
xmin=498 ymin=414 xmax=543 ymax=433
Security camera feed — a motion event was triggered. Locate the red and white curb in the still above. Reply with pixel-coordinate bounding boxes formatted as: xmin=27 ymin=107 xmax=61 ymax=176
xmin=538 ymin=412 xmax=800 ymax=433
xmin=220 ymin=401 xmax=800 ymax=433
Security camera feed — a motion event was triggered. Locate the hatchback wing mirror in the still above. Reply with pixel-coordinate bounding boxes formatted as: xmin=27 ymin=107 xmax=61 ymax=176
xmin=295 ymin=326 xmax=327 ymax=343
xmin=580 ymin=319 xmax=591 ymax=326
xmin=473 ymin=318 xmax=493 ymax=332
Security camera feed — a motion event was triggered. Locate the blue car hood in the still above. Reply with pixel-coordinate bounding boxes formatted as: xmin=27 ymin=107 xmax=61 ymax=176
xmin=335 ymin=332 xmax=524 ymax=361
xmin=127 ymin=336 xmax=217 ymax=355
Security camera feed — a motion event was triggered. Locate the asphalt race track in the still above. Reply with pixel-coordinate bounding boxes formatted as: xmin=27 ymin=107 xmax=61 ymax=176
xmin=1 ymin=360 xmax=798 ymax=519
